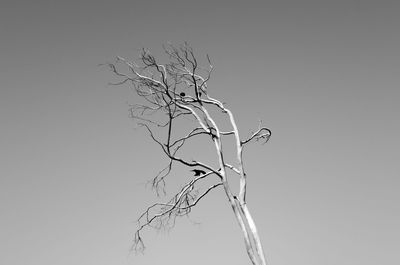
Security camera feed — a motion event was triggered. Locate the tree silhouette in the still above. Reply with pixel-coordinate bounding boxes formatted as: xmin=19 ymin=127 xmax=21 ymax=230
xmin=105 ymin=43 xmax=271 ymax=265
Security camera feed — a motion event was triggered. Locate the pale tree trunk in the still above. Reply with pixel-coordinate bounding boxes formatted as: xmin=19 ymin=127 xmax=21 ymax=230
xmin=205 ymin=105 xmax=268 ymax=265
xmin=240 ymin=203 xmax=267 ymax=265
xmin=225 ymin=189 xmax=267 ymax=265
xmin=228 ymin=108 xmax=267 ymax=265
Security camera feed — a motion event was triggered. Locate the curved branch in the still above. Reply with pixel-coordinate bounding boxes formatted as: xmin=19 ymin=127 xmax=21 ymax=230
xmin=170 ymin=127 xmax=212 ymax=147
xmin=241 ymin=127 xmax=272 ymax=146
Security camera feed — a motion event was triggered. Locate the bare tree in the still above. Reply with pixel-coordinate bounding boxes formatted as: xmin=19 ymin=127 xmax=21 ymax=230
xmin=105 ymin=43 xmax=271 ymax=265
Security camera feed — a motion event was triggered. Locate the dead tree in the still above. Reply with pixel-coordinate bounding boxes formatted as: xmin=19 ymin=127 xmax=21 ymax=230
xmin=105 ymin=43 xmax=272 ymax=265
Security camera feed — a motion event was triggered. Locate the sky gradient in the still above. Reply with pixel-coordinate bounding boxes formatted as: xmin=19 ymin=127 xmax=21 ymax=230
xmin=1 ymin=1 xmax=399 ymax=265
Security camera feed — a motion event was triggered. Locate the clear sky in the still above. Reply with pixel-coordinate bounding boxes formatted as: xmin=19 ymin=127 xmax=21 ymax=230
xmin=1 ymin=1 xmax=399 ymax=265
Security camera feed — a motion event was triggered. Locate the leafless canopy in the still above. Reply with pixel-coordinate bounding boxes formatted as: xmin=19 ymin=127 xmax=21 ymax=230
xmin=105 ymin=43 xmax=271 ymax=263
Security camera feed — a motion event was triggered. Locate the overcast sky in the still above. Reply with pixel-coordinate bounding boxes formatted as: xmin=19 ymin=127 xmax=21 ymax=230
xmin=1 ymin=1 xmax=399 ymax=265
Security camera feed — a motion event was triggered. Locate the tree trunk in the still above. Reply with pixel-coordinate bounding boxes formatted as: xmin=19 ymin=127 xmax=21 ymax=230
xmin=227 ymin=193 xmax=267 ymax=265
xmin=241 ymin=203 xmax=267 ymax=265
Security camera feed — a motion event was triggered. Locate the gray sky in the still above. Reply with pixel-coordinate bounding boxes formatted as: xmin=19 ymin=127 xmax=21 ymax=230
xmin=1 ymin=1 xmax=399 ymax=265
